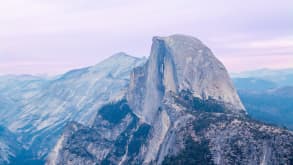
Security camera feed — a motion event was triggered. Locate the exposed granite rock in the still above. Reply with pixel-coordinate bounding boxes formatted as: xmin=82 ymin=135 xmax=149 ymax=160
xmin=47 ymin=35 xmax=293 ymax=165
xmin=47 ymin=100 xmax=150 ymax=165
xmin=127 ymin=34 xmax=245 ymax=125
xmin=126 ymin=34 xmax=246 ymax=163
xmin=47 ymin=93 xmax=293 ymax=165
xmin=161 ymin=111 xmax=293 ymax=165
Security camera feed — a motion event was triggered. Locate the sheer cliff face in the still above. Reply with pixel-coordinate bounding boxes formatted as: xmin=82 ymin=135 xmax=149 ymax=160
xmin=127 ymin=35 xmax=245 ymax=123
xmin=47 ymin=35 xmax=293 ymax=165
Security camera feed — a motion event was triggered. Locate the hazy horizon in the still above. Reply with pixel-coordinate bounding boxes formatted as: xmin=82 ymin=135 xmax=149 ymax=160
xmin=1 ymin=0 xmax=292 ymax=75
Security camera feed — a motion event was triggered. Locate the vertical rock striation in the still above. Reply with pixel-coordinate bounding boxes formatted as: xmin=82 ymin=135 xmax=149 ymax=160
xmin=47 ymin=35 xmax=293 ymax=165
xmin=127 ymin=34 xmax=245 ymax=124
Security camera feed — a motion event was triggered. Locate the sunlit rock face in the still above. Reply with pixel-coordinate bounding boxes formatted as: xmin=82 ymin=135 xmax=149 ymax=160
xmin=127 ymin=34 xmax=245 ymax=124
xmin=47 ymin=35 xmax=293 ymax=165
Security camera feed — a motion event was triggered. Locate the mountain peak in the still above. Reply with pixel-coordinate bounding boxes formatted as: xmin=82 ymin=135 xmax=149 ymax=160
xmin=89 ymin=52 xmax=145 ymax=74
xmin=127 ymin=34 xmax=245 ymax=123
xmin=153 ymin=34 xmax=203 ymax=45
xmin=111 ymin=52 xmax=136 ymax=59
xmin=47 ymin=35 xmax=293 ymax=165
xmin=99 ymin=52 xmax=139 ymax=65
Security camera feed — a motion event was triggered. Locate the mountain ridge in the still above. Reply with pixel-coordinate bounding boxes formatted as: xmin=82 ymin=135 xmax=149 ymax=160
xmin=0 ymin=53 xmax=146 ymax=164
xmin=46 ymin=35 xmax=293 ymax=165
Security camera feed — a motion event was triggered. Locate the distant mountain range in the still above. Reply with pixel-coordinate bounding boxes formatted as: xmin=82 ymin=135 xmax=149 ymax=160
xmin=231 ymin=68 xmax=293 ymax=130
xmin=0 ymin=35 xmax=292 ymax=165
xmin=232 ymin=68 xmax=293 ymax=86
xmin=232 ymin=74 xmax=293 ymax=130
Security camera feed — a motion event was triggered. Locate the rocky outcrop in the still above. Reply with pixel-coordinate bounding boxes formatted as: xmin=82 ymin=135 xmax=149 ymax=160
xmin=127 ymin=34 xmax=245 ymax=124
xmin=47 ymin=35 xmax=293 ymax=165
xmin=46 ymin=100 xmax=146 ymax=165
xmin=125 ymin=34 xmax=247 ymax=164
xmin=47 ymin=93 xmax=293 ymax=165
xmin=161 ymin=110 xmax=293 ymax=165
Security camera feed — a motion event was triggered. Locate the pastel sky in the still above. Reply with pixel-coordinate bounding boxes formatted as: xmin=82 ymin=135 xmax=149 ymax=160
xmin=0 ymin=0 xmax=292 ymax=75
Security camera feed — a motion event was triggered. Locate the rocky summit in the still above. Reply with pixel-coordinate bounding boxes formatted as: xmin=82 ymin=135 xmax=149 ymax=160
xmin=127 ymin=34 xmax=245 ymax=124
xmin=47 ymin=35 xmax=293 ymax=165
